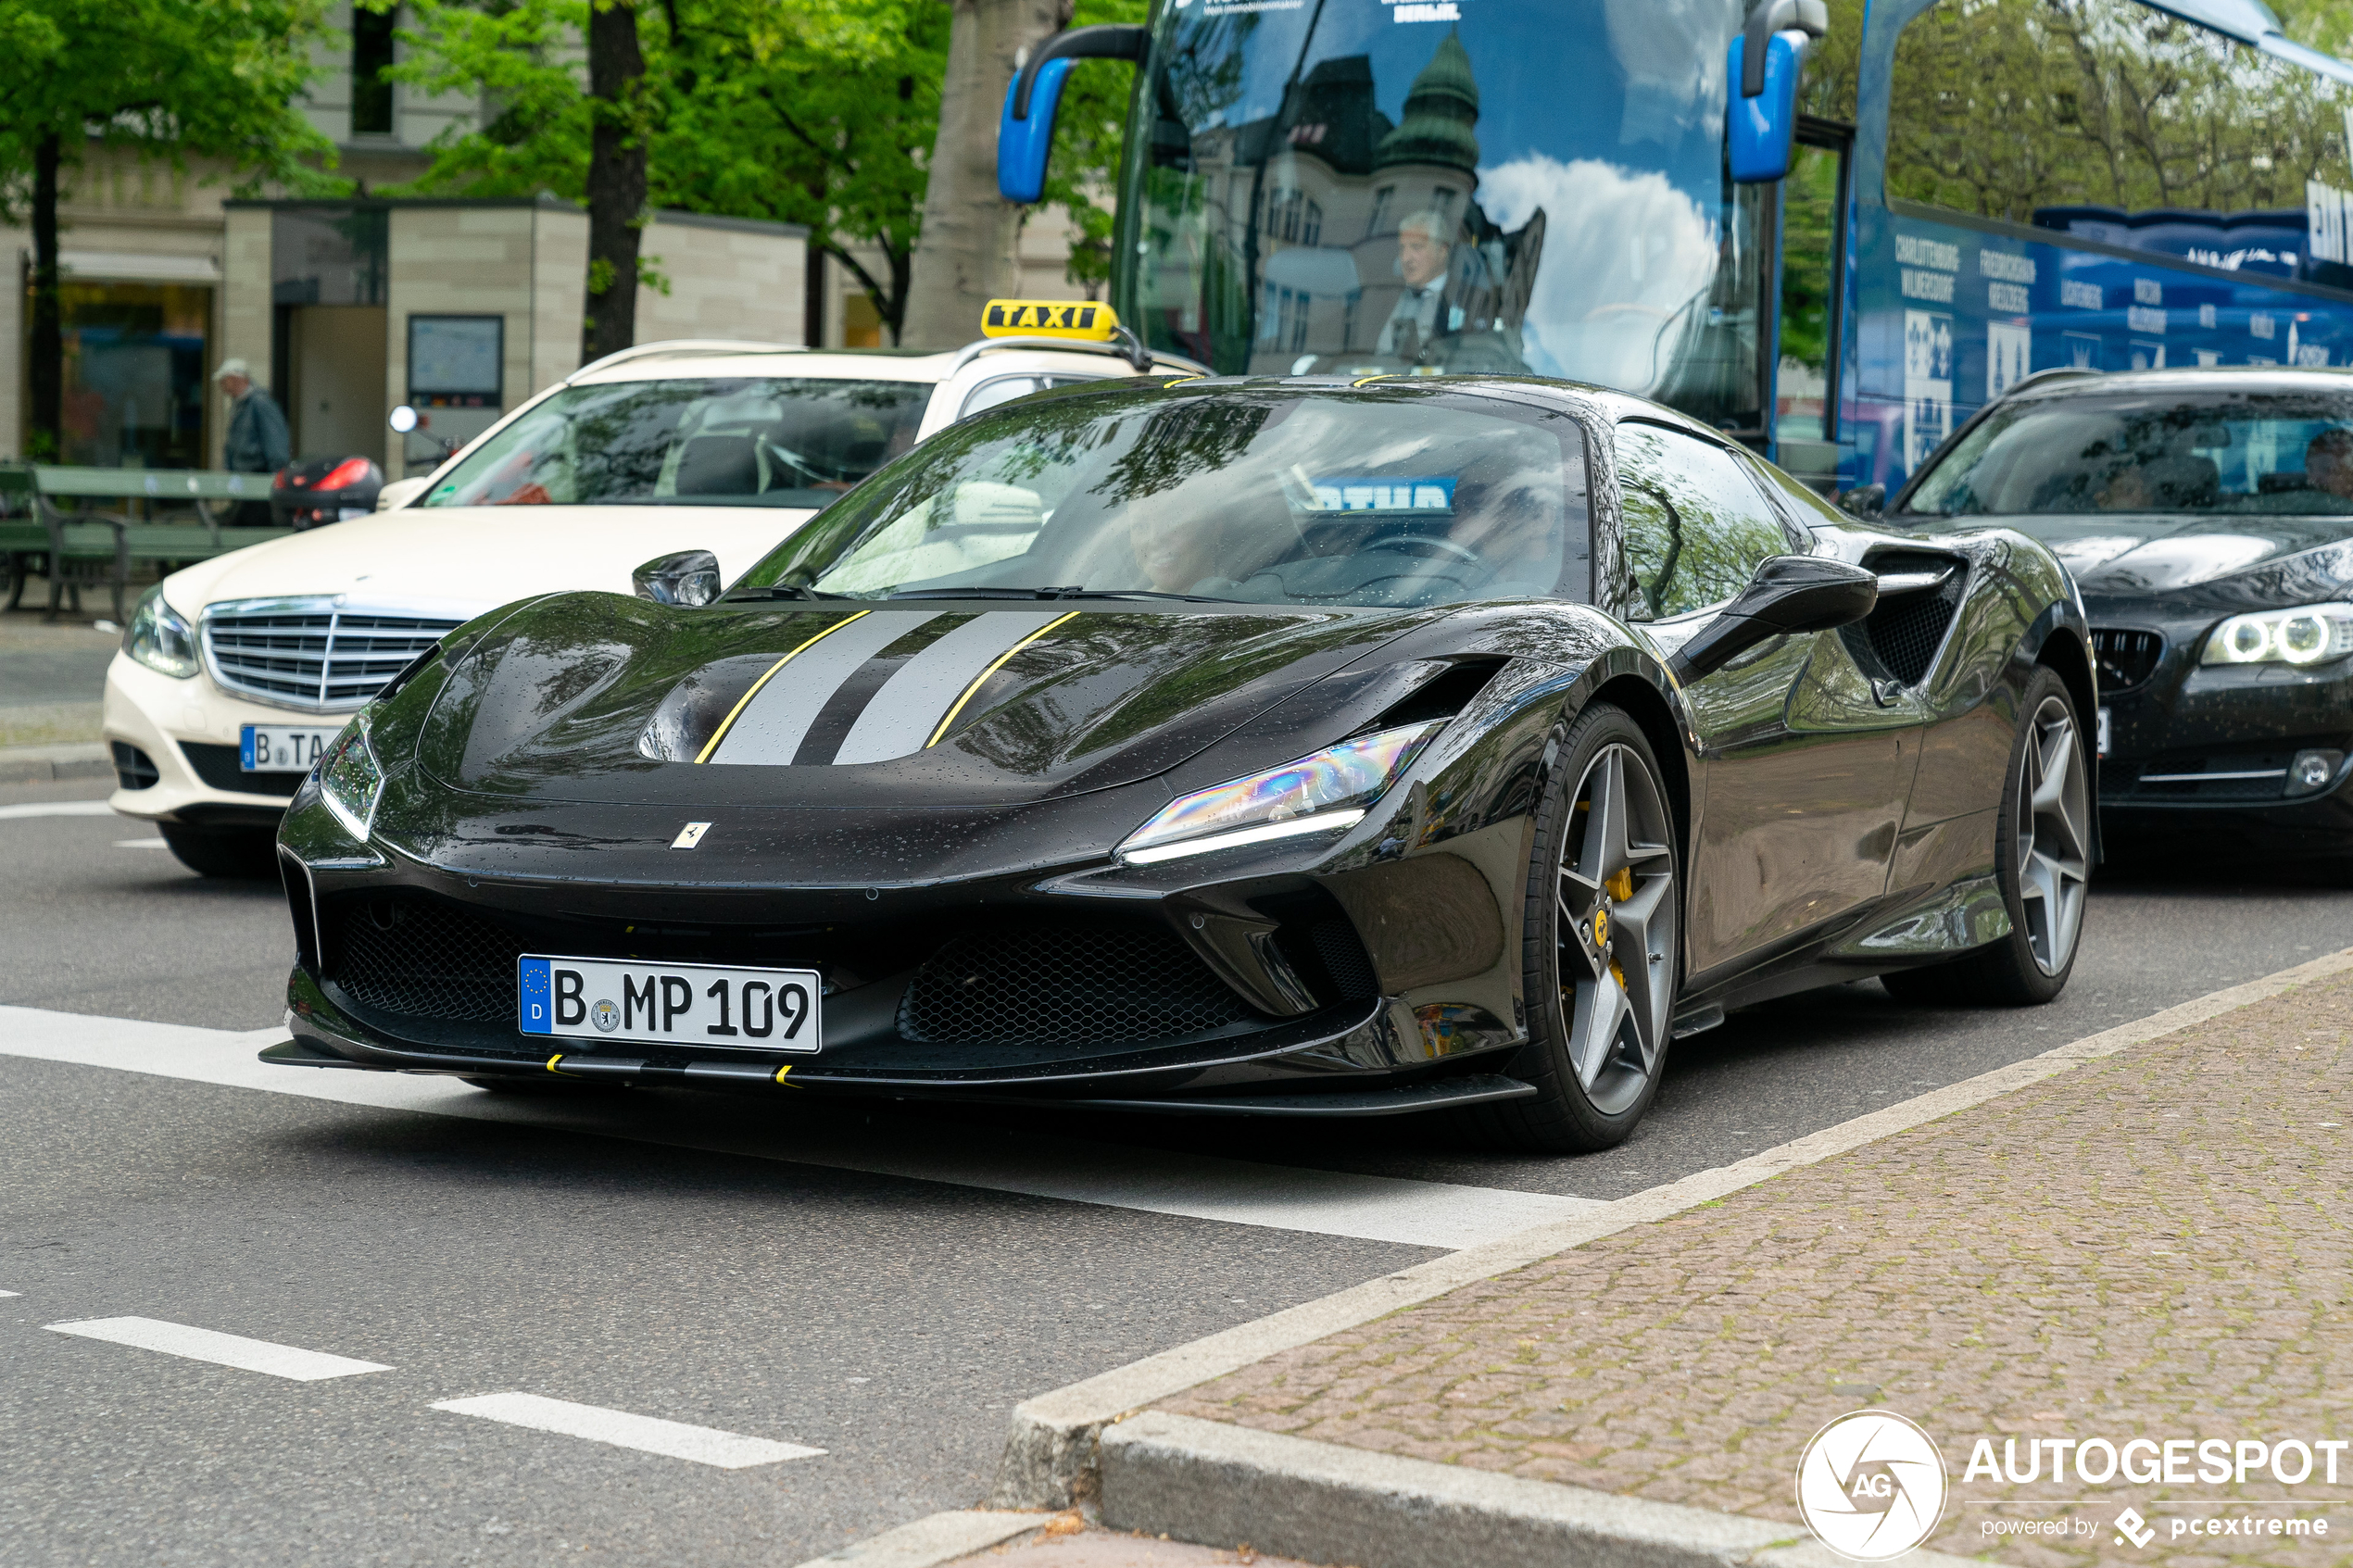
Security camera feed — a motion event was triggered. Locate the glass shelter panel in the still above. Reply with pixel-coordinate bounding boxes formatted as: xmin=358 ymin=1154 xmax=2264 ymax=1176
xmin=1121 ymin=0 xmax=1767 ymax=429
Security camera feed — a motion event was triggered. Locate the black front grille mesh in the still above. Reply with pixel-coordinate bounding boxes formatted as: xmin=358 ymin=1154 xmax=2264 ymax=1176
xmin=2092 ymin=627 xmax=2165 ymax=694
xmin=1865 ymin=571 xmax=1965 ymax=685
xmin=334 ymin=897 xmax=524 ymax=1023
xmin=899 ymin=924 xmax=1254 ymax=1046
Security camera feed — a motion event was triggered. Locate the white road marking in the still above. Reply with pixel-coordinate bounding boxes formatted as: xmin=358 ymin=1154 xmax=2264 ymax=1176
xmin=44 ymin=1316 xmax=392 ymax=1380
xmin=0 ymin=1290 xmax=18 ymax=1298
xmin=433 ymin=1392 xmax=823 ymax=1468
xmin=0 ymin=1006 xmax=1597 ymax=1249
xmin=115 ymin=838 xmax=168 ymax=848
xmin=0 ymin=801 xmax=114 ymax=821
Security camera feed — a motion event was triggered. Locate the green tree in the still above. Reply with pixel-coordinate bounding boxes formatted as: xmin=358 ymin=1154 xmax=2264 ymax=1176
xmin=0 ymin=0 xmax=333 ymax=459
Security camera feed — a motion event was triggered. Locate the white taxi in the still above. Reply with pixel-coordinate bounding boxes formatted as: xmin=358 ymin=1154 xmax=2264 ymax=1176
xmin=106 ymin=304 xmax=1195 ymax=876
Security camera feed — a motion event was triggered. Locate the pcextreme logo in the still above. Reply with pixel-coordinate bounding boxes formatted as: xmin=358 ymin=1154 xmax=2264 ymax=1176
xmin=1795 ymin=1410 xmax=1949 ymax=1562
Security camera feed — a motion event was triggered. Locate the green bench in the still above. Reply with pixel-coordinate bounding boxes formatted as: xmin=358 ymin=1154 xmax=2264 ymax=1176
xmin=0 ymin=466 xmax=296 ymax=621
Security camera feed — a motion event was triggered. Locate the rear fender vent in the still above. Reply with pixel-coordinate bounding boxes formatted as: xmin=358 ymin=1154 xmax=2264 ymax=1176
xmin=1858 ymin=553 xmax=1966 ymax=686
xmin=1360 ymin=657 xmax=1507 ymax=733
xmin=2091 ymin=627 xmax=2164 ymax=695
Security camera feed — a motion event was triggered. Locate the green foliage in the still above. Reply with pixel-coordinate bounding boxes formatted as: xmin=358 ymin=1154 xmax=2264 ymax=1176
xmin=0 ymin=0 xmax=337 ymax=217
xmin=1887 ymin=0 xmax=2353 ymax=222
xmin=383 ymin=0 xmax=1151 ymax=329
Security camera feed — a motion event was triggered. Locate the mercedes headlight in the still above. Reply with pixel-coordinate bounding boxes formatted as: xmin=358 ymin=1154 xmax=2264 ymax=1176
xmin=124 ymin=584 xmax=199 ymax=679
xmin=2202 ymin=603 xmax=2353 ymax=667
xmin=317 ymin=716 xmax=384 ymax=839
xmin=1116 ymin=721 xmax=1443 ymax=866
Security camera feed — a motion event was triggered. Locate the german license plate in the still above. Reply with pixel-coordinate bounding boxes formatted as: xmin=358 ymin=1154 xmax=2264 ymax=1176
xmin=2096 ymin=706 xmax=2111 ymax=758
xmin=516 ymin=954 xmax=821 ymax=1053
xmin=241 ymin=723 xmax=342 ymax=772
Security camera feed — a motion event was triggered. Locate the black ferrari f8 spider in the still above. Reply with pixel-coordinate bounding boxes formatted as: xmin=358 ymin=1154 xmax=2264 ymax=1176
xmin=267 ymin=376 xmax=2095 ymax=1150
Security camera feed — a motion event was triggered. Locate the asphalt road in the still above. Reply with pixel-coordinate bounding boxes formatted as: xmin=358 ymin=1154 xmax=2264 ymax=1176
xmin=6 ymin=771 xmax=2351 ymax=1565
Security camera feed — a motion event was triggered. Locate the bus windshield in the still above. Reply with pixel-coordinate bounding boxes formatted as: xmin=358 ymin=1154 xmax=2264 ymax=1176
xmin=1120 ymin=0 xmax=1761 ymax=428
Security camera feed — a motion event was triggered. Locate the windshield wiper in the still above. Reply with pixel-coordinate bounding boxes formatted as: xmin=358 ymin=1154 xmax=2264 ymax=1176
xmin=1042 ymin=588 xmax=1238 ymax=604
xmin=887 ymin=586 xmax=1236 ymax=603
xmin=728 ymin=583 xmax=857 ymax=601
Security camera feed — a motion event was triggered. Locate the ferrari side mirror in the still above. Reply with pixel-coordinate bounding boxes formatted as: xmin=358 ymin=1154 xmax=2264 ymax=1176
xmin=1667 ymin=555 xmax=1878 ymax=684
xmin=634 ymin=549 xmax=722 ymax=608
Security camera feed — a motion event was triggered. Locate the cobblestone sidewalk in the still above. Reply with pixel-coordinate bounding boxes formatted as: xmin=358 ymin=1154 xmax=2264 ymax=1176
xmin=1161 ymin=972 xmax=2353 ymax=1567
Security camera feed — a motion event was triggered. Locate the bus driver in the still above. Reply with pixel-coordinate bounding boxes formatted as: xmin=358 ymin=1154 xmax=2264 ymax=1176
xmin=1378 ymin=211 xmax=1463 ymax=361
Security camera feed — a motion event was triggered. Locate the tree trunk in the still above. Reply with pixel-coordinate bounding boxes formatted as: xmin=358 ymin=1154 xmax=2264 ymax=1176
xmin=900 ymin=0 xmax=1072 ymax=348
xmin=29 ymin=132 xmax=63 ymax=461
xmin=581 ymin=0 xmax=648 ymax=365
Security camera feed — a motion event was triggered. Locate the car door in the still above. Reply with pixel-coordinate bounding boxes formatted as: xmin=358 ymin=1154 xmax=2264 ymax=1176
xmin=1613 ymin=421 xmax=1914 ymax=985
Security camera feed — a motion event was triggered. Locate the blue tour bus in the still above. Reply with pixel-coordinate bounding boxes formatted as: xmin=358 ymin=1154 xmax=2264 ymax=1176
xmin=1000 ymin=0 xmax=2353 ymax=495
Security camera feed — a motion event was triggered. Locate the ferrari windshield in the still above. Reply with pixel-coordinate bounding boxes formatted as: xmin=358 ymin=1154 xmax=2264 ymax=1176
xmin=423 ymin=378 xmax=929 ymax=508
xmin=1904 ymin=390 xmax=2353 ymax=517
xmin=732 ymin=385 xmax=1589 ymax=608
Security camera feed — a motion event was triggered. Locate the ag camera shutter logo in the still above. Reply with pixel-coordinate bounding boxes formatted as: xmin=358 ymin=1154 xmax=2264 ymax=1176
xmin=1795 ymin=1410 xmax=1949 ymax=1561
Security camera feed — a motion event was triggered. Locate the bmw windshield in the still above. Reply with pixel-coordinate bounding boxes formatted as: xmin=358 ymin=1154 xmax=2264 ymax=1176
xmin=1118 ymin=0 xmax=1765 ymax=427
xmin=731 ymin=384 xmax=1590 ymax=609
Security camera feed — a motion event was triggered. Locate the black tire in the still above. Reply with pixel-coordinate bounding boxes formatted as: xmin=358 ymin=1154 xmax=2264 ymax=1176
xmin=1880 ymin=666 xmax=2089 ymax=1007
xmin=1462 ymin=701 xmax=1682 ymax=1153
xmin=159 ymin=822 xmax=279 ymax=879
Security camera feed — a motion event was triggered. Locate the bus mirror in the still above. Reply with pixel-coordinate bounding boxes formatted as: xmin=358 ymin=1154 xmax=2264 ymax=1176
xmin=998 ymin=25 xmax=1151 ymax=205
xmin=1729 ymin=29 xmax=1806 ymax=182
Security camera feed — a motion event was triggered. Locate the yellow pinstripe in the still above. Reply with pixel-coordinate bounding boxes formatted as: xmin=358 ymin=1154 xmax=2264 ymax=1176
xmin=923 ymin=610 xmax=1081 ymax=748
xmin=693 ymin=609 xmax=875 ymax=764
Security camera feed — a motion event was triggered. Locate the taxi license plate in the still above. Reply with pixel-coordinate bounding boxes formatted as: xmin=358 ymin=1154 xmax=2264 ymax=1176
xmin=2096 ymin=706 xmax=2111 ymax=758
xmin=241 ymin=723 xmax=342 ymax=772
xmin=517 ymin=954 xmax=821 ymax=1052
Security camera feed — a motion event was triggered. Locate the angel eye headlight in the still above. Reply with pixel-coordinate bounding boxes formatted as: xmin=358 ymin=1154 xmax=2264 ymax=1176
xmin=1116 ymin=721 xmax=1444 ymax=866
xmin=2201 ymin=603 xmax=2353 ymax=667
xmin=317 ymin=716 xmax=384 ymax=840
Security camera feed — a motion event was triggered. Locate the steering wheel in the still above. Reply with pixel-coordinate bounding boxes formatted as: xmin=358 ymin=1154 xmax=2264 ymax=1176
xmin=1365 ymin=533 xmax=1484 ymax=567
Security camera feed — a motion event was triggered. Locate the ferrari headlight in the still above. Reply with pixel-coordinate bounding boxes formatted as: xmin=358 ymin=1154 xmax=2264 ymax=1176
xmin=124 ymin=584 xmax=199 ymax=679
xmin=1116 ymin=721 xmax=1443 ymax=866
xmin=2201 ymin=603 xmax=2353 ymax=667
xmin=317 ymin=716 xmax=383 ymax=839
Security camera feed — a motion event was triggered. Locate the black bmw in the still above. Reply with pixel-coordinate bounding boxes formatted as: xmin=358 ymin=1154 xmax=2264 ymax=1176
xmin=1894 ymin=366 xmax=2353 ymax=862
xmin=268 ymin=376 xmax=2094 ymax=1151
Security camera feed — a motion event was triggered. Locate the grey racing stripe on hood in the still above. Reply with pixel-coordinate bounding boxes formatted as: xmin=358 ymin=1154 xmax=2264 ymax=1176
xmin=831 ymin=608 xmax=1072 ymax=765
xmin=706 ymin=611 xmax=939 ymax=766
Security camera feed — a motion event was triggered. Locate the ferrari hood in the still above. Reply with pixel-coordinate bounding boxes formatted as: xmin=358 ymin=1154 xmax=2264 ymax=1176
xmin=420 ymin=596 xmax=1435 ymax=809
xmin=2017 ymin=515 xmax=2353 ymax=596
xmin=159 ymin=504 xmax=814 ymax=616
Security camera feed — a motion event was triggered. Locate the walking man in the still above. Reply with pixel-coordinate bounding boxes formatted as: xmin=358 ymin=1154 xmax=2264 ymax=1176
xmin=215 ymin=358 xmax=288 ymax=525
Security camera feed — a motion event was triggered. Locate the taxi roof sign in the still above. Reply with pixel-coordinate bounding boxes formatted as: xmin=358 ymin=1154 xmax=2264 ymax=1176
xmin=981 ymin=299 xmax=1120 ymax=342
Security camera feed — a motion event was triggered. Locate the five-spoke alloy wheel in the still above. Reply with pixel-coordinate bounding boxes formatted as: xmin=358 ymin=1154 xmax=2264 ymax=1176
xmin=1470 ymin=702 xmax=1680 ymax=1152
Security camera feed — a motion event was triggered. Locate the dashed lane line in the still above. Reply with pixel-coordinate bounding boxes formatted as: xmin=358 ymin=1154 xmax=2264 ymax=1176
xmin=433 ymin=1392 xmax=825 ymax=1468
xmin=0 ymin=1006 xmax=1600 ymax=1250
xmin=0 ymin=801 xmax=113 ymax=821
xmin=45 ymin=1317 xmax=392 ymax=1380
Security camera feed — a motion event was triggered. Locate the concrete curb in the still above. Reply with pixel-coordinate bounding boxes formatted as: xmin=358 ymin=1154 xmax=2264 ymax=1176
xmin=0 ymin=742 xmax=110 ymax=784
xmin=987 ymin=947 xmax=2353 ymax=1512
xmin=786 ymin=1509 xmax=1047 ymax=1568
xmin=1100 ymin=1411 xmax=1975 ymax=1568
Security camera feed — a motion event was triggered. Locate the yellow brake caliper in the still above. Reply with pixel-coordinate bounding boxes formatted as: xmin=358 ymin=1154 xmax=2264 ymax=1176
xmin=1603 ymin=867 xmax=1633 ymax=988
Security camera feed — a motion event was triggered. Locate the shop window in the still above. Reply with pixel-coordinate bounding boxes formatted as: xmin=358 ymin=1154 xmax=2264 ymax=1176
xmin=43 ymin=282 xmax=213 ymax=469
xmin=842 ymin=293 xmax=884 ymax=348
xmin=1888 ymin=0 xmax=2353 ymax=283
